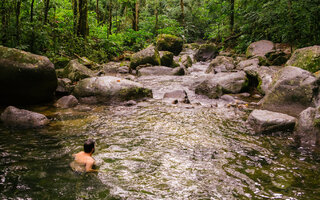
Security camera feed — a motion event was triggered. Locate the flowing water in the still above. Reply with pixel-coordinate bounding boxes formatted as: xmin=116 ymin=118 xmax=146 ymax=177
xmin=1 ymin=61 xmax=320 ymax=200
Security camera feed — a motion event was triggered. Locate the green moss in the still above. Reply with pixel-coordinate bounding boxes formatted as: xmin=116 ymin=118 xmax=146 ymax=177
xmin=155 ymin=34 xmax=183 ymax=56
xmin=286 ymin=47 xmax=320 ymax=73
xmin=0 ymin=46 xmax=39 ymax=65
xmin=119 ymin=87 xmax=152 ymax=100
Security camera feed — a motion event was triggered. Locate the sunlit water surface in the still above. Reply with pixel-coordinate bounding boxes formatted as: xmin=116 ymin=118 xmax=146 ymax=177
xmin=1 ymin=101 xmax=320 ymax=200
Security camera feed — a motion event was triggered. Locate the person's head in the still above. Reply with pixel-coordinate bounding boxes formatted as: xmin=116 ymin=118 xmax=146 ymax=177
xmin=84 ymin=139 xmax=95 ymax=154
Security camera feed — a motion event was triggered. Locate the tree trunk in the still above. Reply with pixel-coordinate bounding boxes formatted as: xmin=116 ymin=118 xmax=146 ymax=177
xmin=77 ymin=0 xmax=89 ymax=37
xmin=230 ymin=0 xmax=234 ymax=33
xmin=155 ymin=0 xmax=158 ymax=32
xmin=44 ymin=0 xmax=50 ymax=24
xmin=180 ymin=0 xmax=184 ymax=27
xmin=72 ymin=0 xmax=78 ymax=34
xmin=30 ymin=0 xmax=35 ymax=52
xmin=16 ymin=0 xmax=22 ymax=45
xmin=1 ymin=0 xmax=8 ymax=44
xmin=135 ymin=0 xmax=139 ymax=31
xmin=107 ymin=0 xmax=112 ymax=38
xmin=96 ymin=0 xmax=99 ymax=24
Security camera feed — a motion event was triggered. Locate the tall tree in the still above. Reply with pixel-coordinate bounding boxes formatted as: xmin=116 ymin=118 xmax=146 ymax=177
xmin=72 ymin=0 xmax=89 ymax=37
xmin=30 ymin=0 xmax=35 ymax=52
xmin=43 ymin=0 xmax=50 ymax=24
xmin=230 ymin=0 xmax=234 ymax=33
xmin=107 ymin=0 xmax=112 ymax=37
xmin=180 ymin=0 xmax=184 ymax=27
xmin=15 ymin=0 xmax=22 ymax=45
xmin=132 ymin=0 xmax=139 ymax=31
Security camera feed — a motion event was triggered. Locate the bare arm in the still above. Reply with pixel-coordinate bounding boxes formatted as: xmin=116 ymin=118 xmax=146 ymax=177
xmin=85 ymin=159 xmax=98 ymax=172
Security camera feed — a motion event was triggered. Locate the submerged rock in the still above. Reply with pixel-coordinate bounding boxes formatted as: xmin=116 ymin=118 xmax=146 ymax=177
xmin=0 ymin=106 xmax=49 ymax=128
xmin=260 ymin=66 xmax=317 ymax=116
xmin=130 ymin=45 xmax=161 ymax=69
xmin=294 ymin=107 xmax=320 ymax=147
xmin=63 ymin=59 xmax=94 ymax=82
xmin=73 ymin=76 xmax=152 ymax=103
xmin=194 ymin=43 xmax=218 ymax=62
xmin=247 ymin=109 xmax=296 ymax=134
xmin=55 ymin=95 xmax=78 ymax=108
xmin=0 ymin=46 xmax=57 ymax=105
xmin=206 ymin=56 xmax=235 ymax=73
xmin=155 ymin=34 xmax=183 ymax=56
xmin=246 ymin=40 xmax=275 ymax=58
xmin=286 ymin=45 xmax=320 ymax=73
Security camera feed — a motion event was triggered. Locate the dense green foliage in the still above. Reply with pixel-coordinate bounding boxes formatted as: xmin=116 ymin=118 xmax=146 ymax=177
xmin=0 ymin=0 xmax=319 ymax=64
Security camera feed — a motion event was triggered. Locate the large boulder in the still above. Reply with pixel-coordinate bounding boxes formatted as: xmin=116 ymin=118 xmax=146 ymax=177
xmin=130 ymin=45 xmax=161 ymax=69
xmin=286 ymin=45 xmax=320 ymax=73
xmin=159 ymin=51 xmax=174 ymax=67
xmin=155 ymin=34 xmax=183 ymax=56
xmin=0 ymin=46 xmax=57 ymax=105
xmin=246 ymin=40 xmax=275 ymax=58
xmin=206 ymin=56 xmax=235 ymax=73
xmin=247 ymin=109 xmax=296 ymax=134
xmin=294 ymin=107 xmax=320 ymax=147
xmin=194 ymin=43 xmax=218 ymax=62
xmin=63 ymin=59 xmax=94 ymax=82
xmin=73 ymin=76 xmax=152 ymax=103
xmin=213 ymin=71 xmax=248 ymax=94
xmin=195 ymin=71 xmax=248 ymax=98
xmin=244 ymin=65 xmax=280 ymax=95
xmin=260 ymin=66 xmax=318 ymax=116
xmin=0 ymin=106 xmax=49 ymax=128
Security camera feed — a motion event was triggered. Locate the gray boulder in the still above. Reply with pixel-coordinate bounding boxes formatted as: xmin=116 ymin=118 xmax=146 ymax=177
xmin=130 ymin=45 xmax=161 ymax=69
xmin=0 ymin=46 xmax=57 ymax=105
xmin=244 ymin=65 xmax=280 ymax=95
xmin=138 ymin=66 xmax=174 ymax=76
xmin=246 ymin=40 xmax=275 ymax=58
xmin=63 ymin=59 xmax=94 ymax=82
xmin=294 ymin=107 xmax=320 ymax=147
xmin=195 ymin=71 xmax=247 ymax=98
xmin=260 ymin=66 xmax=317 ymax=116
xmin=73 ymin=76 xmax=152 ymax=103
xmin=206 ymin=56 xmax=235 ymax=73
xmin=55 ymin=95 xmax=78 ymax=108
xmin=0 ymin=106 xmax=49 ymax=128
xmin=195 ymin=79 xmax=223 ymax=99
xmin=247 ymin=109 xmax=296 ymax=134
xmin=236 ymin=58 xmax=259 ymax=70
xmin=213 ymin=71 xmax=248 ymax=94
xmin=286 ymin=45 xmax=320 ymax=73
xmin=163 ymin=90 xmax=190 ymax=103
xmin=194 ymin=43 xmax=218 ymax=62
xmin=180 ymin=55 xmax=193 ymax=68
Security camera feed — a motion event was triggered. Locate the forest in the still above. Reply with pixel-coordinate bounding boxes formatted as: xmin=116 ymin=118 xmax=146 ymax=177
xmin=1 ymin=0 xmax=319 ymax=64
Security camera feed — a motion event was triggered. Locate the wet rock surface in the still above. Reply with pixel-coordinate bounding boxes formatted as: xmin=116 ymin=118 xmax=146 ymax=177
xmin=247 ymin=109 xmax=296 ymax=134
xmin=0 ymin=46 xmax=57 ymax=105
xmin=0 ymin=106 xmax=49 ymax=128
xmin=55 ymin=95 xmax=78 ymax=108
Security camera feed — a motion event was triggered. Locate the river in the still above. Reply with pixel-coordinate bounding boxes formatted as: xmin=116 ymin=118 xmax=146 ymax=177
xmin=1 ymin=61 xmax=320 ymax=199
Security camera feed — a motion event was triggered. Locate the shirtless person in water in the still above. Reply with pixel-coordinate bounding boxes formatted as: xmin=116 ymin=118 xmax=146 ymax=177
xmin=71 ymin=139 xmax=98 ymax=172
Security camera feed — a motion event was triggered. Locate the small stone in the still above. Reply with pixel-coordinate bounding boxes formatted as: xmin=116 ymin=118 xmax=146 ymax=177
xmin=124 ymin=100 xmax=137 ymax=106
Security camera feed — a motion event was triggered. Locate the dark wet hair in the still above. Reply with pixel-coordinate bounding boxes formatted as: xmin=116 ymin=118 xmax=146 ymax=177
xmin=84 ymin=139 xmax=95 ymax=153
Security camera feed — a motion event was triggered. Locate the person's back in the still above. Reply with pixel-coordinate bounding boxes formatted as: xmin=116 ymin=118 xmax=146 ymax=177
xmin=70 ymin=139 xmax=97 ymax=173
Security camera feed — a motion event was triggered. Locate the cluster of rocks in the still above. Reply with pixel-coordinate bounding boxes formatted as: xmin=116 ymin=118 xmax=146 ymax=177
xmin=1 ymin=37 xmax=320 ymax=150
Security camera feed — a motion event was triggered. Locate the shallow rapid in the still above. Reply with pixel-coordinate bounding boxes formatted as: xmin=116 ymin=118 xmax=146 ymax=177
xmin=1 ymin=61 xmax=320 ymax=199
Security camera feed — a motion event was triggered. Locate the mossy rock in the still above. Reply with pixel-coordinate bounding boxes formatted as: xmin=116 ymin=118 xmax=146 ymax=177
xmin=194 ymin=43 xmax=218 ymax=62
xmin=261 ymin=66 xmax=317 ymax=116
xmin=286 ymin=45 xmax=320 ymax=73
xmin=180 ymin=55 xmax=193 ymax=68
xmin=246 ymin=40 xmax=275 ymax=58
xmin=0 ymin=46 xmax=57 ymax=105
xmin=159 ymin=51 xmax=174 ymax=67
xmin=63 ymin=59 xmax=95 ymax=82
xmin=53 ymin=57 xmax=70 ymax=69
xmin=130 ymin=45 xmax=161 ymax=69
xmin=155 ymin=34 xmax=183 ymax=56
